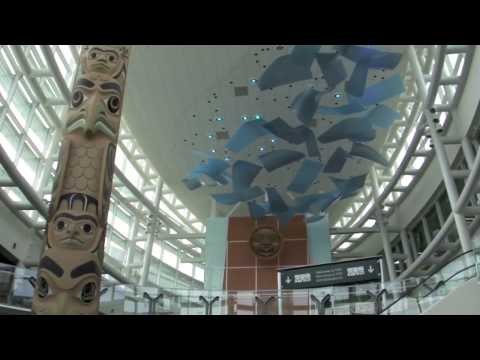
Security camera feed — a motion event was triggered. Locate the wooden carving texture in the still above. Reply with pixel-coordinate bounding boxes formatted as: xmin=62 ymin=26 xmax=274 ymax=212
xmin=32 ymin=45 xmax=131 ymax=315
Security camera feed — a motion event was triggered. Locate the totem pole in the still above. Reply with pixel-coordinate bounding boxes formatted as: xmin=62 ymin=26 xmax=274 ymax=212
xmin=32 ymin=45 xmax=131 ymax=315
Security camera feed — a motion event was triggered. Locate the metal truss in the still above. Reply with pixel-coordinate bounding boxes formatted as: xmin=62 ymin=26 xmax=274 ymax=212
xmin=330 ymin=46 xmax=475 ymax=252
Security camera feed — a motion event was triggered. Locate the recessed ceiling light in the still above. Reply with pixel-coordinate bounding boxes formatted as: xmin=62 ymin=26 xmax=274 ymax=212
xmin=249 ymin=79 xmax=257 ymax=85
xmin=254 ymin=114 xmax=263 ymax=120
xmin=271 ymin=138 xmax=276 ymax=143
xmin=208 ymin=134 xmax=214 ymax=139
xmin=215 ymin=117 xmax=224 ymax=122
xmin=211 ymin=149 xmax=216 ymax=153
xmin=259 ymin=146 xmax=265 ymax=152
xmin=224 ymin=156 xmax=231 ymax=161
xmin=334 ymin=93 xmax=342 ymax=99
xmin=241 ymin=115 xmax=249 ymax=121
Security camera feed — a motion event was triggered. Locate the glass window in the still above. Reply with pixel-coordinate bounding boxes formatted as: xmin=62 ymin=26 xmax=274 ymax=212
xmin=113 ymin=206 xmax=132 ymax=238
xmin=411 ymin=222 xmax=426 ymax=254
xmin=27 ymin=110 xmax=50 ymax=153
xmin=454 ymin=178 xmax=465 ymax=196
xmin=194 ymin=267 xmax=204 ymax=282
xmin=0 ymin=115 xmax=22 ymax=159
xmin=438 ymin=191 xmax=451 ymax=219
xmin=425 ymin=207 xmax=441 ymax=239
xmin=17 ymin=143 xmax=40 ymax=186
xmin=178 ymin=261 xmax=193 ymax=276
xmin=162 ymin=249 xmax=178 ymax=268
xmin=108 ymin=239 xmax=126 ymax=263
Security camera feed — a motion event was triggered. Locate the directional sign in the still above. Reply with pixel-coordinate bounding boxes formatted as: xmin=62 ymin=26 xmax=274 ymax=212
xmin=279 ymin=256 xmax=382 ymax=290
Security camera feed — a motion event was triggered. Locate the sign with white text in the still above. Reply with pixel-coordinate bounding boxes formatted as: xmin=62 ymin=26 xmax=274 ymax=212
xmin=279 ymin=257 xmax=382 ymax=290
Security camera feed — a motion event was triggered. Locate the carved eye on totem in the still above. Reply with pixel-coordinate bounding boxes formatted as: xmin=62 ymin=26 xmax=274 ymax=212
xmin=81 ymin=282 xmax=97 ymax=303
xmin=55 ymin=219 xmax=67 ymax=232
xmin=37 ymin=276 xmax=51 ymax=298
xmin=107 ymin=53 xmax=118 ymax=64
xmin=72 ymin=89 xmax=84 ymax=108
xmin=106 ymin=95 xmax=121 ymax=114
xmin=80 ymin=222 xmax=95 ymax=235
xmin=89 ymin=50 xmax=98 ymax=60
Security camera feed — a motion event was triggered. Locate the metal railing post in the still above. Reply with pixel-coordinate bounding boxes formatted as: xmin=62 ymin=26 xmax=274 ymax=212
xmin=143 ymin=292 xmax=164 ymax=315
xmin=254 ymin=296 xmax=276 ymax=315
xmin=310 ymin=294 xmax=331 ymax=315
xmin=199 ymin=295 xmax=220 ymax=315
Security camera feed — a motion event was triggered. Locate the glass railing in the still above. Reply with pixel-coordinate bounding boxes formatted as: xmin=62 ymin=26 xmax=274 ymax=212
xmin=1 ymin=248 xmax=478 ymax=315
xmin=380 ymin=248 xmax=479 ymax=315
xmin=0 ymin=264 xmax=36 ymax=312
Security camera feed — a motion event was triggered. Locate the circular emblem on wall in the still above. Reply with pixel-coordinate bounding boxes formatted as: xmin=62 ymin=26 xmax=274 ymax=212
xmin=249 ymin=226 xmax=283 ymax=258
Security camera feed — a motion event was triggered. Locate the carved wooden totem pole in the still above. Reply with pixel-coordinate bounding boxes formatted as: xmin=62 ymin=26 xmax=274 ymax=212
xmin=32 ymin=45 xmax=131 ymax=315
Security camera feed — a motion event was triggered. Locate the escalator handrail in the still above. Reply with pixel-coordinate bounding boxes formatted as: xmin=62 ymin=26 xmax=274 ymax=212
xmin=421 ymin=264 xmax=477 ymax=299
xmin=379 ymin=248 xmax=476 ymax=314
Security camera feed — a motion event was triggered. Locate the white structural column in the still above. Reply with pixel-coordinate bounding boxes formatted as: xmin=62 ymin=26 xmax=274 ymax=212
xmin=426 ymin=111 xmax=472 ymax=252
xmin=125 ymin=218 xmax=141 ymax=278
xmin=140 ymin=185 xmax=163 ymax=286
xmin=461 ymin=137 xmax=480 ymax=206
xmin=210 ymin=198 xmax=217 ymax=218
xmin=370 ymin=168 xmax=396 ymax=280
xmin=462 ymin=137 xmax=476 ymax=168
xmin=408 ymin=45 xmax=472 ymax=253
xmin=400 ymin=230 xmax=414 ymax=266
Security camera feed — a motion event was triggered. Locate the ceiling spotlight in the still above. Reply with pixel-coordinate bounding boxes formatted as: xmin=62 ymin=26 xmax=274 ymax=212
xmin=224 ymin=156 xmax=231 ymax=161
xmin=271 ymin=138 xmax=276 ymax=143
xmin=334 ymin=93 xmax=342 ymax=100
xmin=241 ymin=115 xmax=249 ymax=121
xmin=254 ymin=114 xmax=263 ymax=120
xmin=215 ymin=117 xmax=224 ymax=122
xmin=211 ymin=149 xmax=216 ymax=153
xmin=259 ymin=146 xmax=265 ymax=152
xmin=208 ymin=134 xmax=214 ymax=139
xmin=249 ymin=78 xmax=257 ymax=85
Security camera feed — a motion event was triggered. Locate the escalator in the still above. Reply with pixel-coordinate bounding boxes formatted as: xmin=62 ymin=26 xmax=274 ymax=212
xmin=378 ymin=248 xmax=479 ymax=315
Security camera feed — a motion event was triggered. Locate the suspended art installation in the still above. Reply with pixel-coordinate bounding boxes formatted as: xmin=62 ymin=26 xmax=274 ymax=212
xmin=182 ymin=45 xmax=406 ymax=226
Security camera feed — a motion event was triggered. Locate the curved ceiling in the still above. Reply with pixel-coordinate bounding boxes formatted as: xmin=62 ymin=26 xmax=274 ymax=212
xmin=123 ymin=45 xmax=408 ymax=223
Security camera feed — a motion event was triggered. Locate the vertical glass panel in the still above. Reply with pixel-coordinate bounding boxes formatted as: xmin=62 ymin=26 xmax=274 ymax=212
xmin=27 ymin=112 xmax=50 ymax=153
xmin=0 ymin=50 xmax=15 ymax=97
xmin=113 ymin=206 xmax=132 ymax=238
xmin=17 ymin=143 xmax=40 ymax=186
xmin=426 ymin=207 xmax=441 ymax=239
xmin=0 ymin=115 xmax=21 ymax=159
xmin=162 ymin=249 xmax=178 ymax=268
xmin=412 ymin=222 xmax=426 ymax=253
xmin=11 ymin=83 xmax=33 ymax=127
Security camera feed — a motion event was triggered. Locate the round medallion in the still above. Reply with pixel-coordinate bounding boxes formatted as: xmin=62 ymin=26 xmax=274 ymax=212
xmin=249 ymin=226 xmax=282 ymax=258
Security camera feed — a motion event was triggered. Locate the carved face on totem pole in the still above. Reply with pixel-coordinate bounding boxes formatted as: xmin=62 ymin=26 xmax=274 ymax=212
xmin=65 ymin=74 xmax=123 ymax=141
xmin=81 ymin=45 xmax=129 ymax=79
xmin=33 ymin=45 xmax=130 ymax=315
xmin=47 ymin=193 xmax=102 ymax=252
xmin=32 ymin=248 xmax=101 ymax=315
xmin=65 ymin=45 xmax=128 ymax=140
